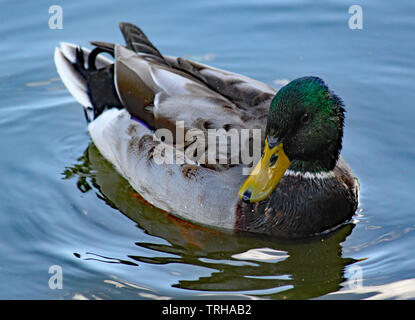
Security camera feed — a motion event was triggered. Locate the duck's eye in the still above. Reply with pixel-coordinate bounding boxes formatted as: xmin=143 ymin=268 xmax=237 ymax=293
xmin=301 ymin=112 xmax=311 ymax=124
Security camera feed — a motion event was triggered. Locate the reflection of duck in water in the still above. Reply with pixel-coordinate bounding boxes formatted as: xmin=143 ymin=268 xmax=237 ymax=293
xmin=56 ymin=22 xmax=358 ymax=238
xmin=65 ymin=144 xmax=358 ymax=299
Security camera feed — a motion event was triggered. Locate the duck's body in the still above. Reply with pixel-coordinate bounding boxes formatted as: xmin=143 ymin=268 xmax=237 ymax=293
xmin=55 ymin=23 xmax=358 ymax=238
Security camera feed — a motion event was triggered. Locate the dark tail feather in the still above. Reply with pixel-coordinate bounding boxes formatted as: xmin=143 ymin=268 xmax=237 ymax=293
xmin=89 ymin=41 xmax=115 ymax=54
xmin=57 ymin=23 xmax=170 ymax=122
xmin=72 ymin=47 xmax=122 ymax=120
xmin=118 ymin=22 xmax=167 ymax=64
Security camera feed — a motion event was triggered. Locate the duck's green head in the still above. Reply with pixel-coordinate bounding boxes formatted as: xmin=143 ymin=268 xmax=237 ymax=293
xmin=239 ymin=76 xmax=345 ymax=203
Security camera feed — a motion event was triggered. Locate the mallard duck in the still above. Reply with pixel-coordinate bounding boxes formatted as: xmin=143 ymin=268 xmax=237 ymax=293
xmin=54 ymin=22 xmax=358 ymax=238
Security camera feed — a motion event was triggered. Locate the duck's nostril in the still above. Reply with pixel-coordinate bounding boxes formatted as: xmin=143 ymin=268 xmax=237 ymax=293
xmin=269 ymin=154 xmax=278 ymax=166
xmin=242 ymin=190 xmax=252 ymax=203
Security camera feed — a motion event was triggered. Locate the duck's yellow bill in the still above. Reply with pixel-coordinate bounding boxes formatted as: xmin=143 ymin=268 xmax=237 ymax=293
xmin=239 ymin=140 xmax=291 ymax=203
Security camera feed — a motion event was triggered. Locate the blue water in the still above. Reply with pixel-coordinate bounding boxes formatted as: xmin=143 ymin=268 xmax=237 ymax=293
xmin=1 ymin=0 xmax=415 ymax=299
